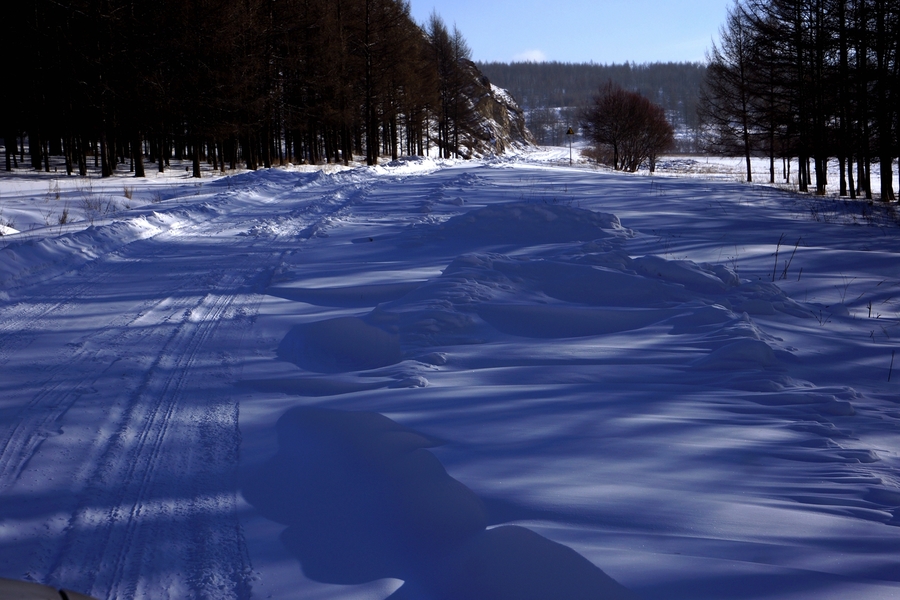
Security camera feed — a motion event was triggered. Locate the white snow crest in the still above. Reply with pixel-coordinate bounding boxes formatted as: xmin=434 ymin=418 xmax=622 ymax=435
xmin=0 ymin=212 xmax=174 ymax=291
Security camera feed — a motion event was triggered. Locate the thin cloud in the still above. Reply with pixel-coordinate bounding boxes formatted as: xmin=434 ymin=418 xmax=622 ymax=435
xmin=512 ymin=49 xmax=547 ymax=62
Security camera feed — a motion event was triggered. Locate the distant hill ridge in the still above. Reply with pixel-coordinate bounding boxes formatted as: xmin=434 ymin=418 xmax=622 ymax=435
xmin=477 ymin=61 xmax=707 ymax=132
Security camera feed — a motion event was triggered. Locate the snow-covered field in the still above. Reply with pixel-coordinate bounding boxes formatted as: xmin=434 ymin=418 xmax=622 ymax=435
xmin=1 ymin=148 xmax=899 ymax=600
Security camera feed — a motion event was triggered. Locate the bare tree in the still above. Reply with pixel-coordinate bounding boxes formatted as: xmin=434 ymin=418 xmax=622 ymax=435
xmin=580 ymin=81 xmax=674 ymax=172
xmin=698 ymin=3 xmax=758 ymax=182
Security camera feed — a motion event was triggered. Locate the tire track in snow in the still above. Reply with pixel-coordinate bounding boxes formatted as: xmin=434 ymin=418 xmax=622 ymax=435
xmin=0 ymin=248 xmax=161 ymax=367
xmin=0 ymin=202 xmax=220 ymax=368
xmin=0 ymin=250 xmax=250 ymax=596
xmin=42 ymin=267 xmax=258 ymax=599
xmin=2 ymin=169 xmax=384 ymax=598
xmin=0 ymin=193 xmax=249 ymax=489
xmin=0 ymin=250 xmax=201 ymax=492
xmin=79 ymin=176 xmax=381 ymax=599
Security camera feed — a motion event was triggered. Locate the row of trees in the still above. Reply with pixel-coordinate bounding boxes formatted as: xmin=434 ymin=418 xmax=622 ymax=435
xmin=526 ymin=107 xmax=581 ymax=146
xmin=3 ymin=0 xmax=481 ymax=177
xmin=580 ymin=82 xmax=675 ymax=173
xmin=700 ymin=0 xmax=899 ymax=200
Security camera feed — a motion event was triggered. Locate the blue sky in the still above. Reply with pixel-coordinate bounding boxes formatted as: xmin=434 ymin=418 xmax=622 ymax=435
xmin=408 ymin=0 xmax=730 ymax=64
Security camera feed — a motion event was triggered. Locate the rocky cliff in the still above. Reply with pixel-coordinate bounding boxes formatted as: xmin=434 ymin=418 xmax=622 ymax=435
xmin=458 ymin=60 xmax=536 ymax=158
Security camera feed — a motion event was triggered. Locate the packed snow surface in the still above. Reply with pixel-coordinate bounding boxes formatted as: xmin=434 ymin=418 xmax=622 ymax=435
xmin=0 ymin=149 xmax=899 ymax=600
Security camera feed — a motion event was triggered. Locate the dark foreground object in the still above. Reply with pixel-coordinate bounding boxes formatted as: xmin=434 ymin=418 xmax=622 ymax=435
xmin=0 ymin=578 xmax=97 ymax=600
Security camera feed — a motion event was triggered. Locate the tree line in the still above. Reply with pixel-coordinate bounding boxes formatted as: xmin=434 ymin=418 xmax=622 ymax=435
xmin=3 ymin=0 xmax=481 ymax=177
xmin=700 ymin=0 xmax=898 ymax=200
xmin=477 ymin=61 xmax=707 ymax=130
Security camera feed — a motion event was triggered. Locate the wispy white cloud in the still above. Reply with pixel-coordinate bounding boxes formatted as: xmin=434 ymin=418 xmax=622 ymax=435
xmin=512 ymin=49 xmax=547 ymax=62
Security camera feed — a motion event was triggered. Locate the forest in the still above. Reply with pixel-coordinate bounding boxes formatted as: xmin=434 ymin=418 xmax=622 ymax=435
xmin=700 ymin=0 xmax=899 ymax=199
xmin=3 ymin=0 xmax=481 ymax=177
xmin=477 ymin=61 xmax=706 ymax=148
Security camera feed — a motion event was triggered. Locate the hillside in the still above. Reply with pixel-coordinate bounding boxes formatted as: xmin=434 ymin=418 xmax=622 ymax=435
xmin=477 ymin=61 xmax=706 ymax=149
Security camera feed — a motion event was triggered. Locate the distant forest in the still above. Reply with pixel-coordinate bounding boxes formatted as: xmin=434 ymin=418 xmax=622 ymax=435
xmin=3 ymin=0 xmax=481 ymax=177
xmin=477 ymin=61 xmax=706 ymax=147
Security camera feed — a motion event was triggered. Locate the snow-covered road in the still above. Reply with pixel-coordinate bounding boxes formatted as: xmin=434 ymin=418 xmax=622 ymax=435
xmin=1 ymin=152 xmax=899 ymax=600
xmin=0 ymin=168 xmax=384 ymax=597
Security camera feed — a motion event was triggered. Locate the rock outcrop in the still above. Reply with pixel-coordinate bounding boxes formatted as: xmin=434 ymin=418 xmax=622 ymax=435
xmin=458 ymin=60 xmax=536 ymax=158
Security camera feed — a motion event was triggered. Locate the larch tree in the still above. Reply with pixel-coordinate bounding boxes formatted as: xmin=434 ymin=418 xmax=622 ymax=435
xmin=699 ymin=2 xmax=758 ymax=182
xmin=703 ymin=0 xmax=898 ymax=200
xmin=3 ymin=0 xmax=483 ymax=177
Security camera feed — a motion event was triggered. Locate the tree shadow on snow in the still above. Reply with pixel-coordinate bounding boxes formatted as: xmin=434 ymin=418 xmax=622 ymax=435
xmin=241 ymin=407 xmax=640 ymax=600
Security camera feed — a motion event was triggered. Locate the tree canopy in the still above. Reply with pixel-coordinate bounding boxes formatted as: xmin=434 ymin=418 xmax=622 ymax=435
xmin=3 ymin=0 xmax=482 ymax=177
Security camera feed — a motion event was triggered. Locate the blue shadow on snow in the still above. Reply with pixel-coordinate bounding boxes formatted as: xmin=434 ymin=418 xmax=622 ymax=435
xmin=241 ymin=406 xmax=640 ymax=600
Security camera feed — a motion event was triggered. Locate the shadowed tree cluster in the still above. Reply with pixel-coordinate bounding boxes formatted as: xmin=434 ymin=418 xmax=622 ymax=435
xmin=699 ymin=0 xmax=899 ymax=200
xmin=580 ymin=81 xmax=675 ymax=173
xmin=3 ymin=0 xmax=480 ymax=177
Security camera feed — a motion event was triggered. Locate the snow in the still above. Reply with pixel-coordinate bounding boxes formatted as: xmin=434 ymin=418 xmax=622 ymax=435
xmin=490 ymin=84 xmax=516 ymax=107
xmin=1 ymin=149 xmax=899 ymax=600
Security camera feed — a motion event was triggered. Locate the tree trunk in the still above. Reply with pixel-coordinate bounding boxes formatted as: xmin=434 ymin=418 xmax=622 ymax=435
xmin=814 ymin=156 xmax=827 ymax=195
xmin=100 ymin=131 xmax=113 ymax=177
xmin=192 ymin=138 xmax=201 ymax=178
xmin=29 ymin=130 xmax=43 ymax=170
xmin=77 ymin=136 xmax=88 ymax=176
xmin=390 ymin=117 xmax=398 ymax=161
xmin=847 ymin=155 xmax=855 ymax=199
xmin=879 ymin=156 xmax=895 ymax=201
xmin=63 ymin=135 xmax=73 ymax=176
xmin=133 ymin=135 xmax=145 ymax=178
xmin=863 ymin=157 xmax=872 ymax=200
xmin=158 ymin=136 xmax=166 ymax=173
xmin=838 ymin=156 xmax=846 ymax=197
xmin=5 ymin=135 xmax=17 ymax=171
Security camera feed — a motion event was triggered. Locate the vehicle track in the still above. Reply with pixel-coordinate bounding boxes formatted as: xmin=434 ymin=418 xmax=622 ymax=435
xmin=0 ymin=260 xmax=209 ymax=480
xmin=0 ymin=171 xmax=378 ymax=599
xmin=0 ymin=241 xmax=173 ymax=368
xmin=44 ymin=268 xmax=258 ymax=599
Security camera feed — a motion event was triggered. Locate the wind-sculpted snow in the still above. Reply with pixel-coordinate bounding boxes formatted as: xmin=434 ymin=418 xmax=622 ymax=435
xmin=245 ymin=161 xmax=900 ymax=600
xmin=277 ymin=317 xmax=403 ymax=372
xmin=1 ymin=153 xmax=899 ymax=600
xmin=429 ymin=201 xmax=630 ymax=245
xmin=243 ymin=407 xmax=639 ymax=600
xmin=0 ymin=212 xmax=175 ymax=290
xmin=274 ymin=203 xmax=808 ymax=373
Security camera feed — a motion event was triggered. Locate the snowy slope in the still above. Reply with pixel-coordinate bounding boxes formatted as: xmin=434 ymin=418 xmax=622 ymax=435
xmin=0 ymin=152 xmax=899 ymax=600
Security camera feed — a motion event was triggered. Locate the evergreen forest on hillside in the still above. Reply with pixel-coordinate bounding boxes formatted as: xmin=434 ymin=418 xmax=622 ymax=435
xmin=477 ymin=61 xmax=706 ymax=148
